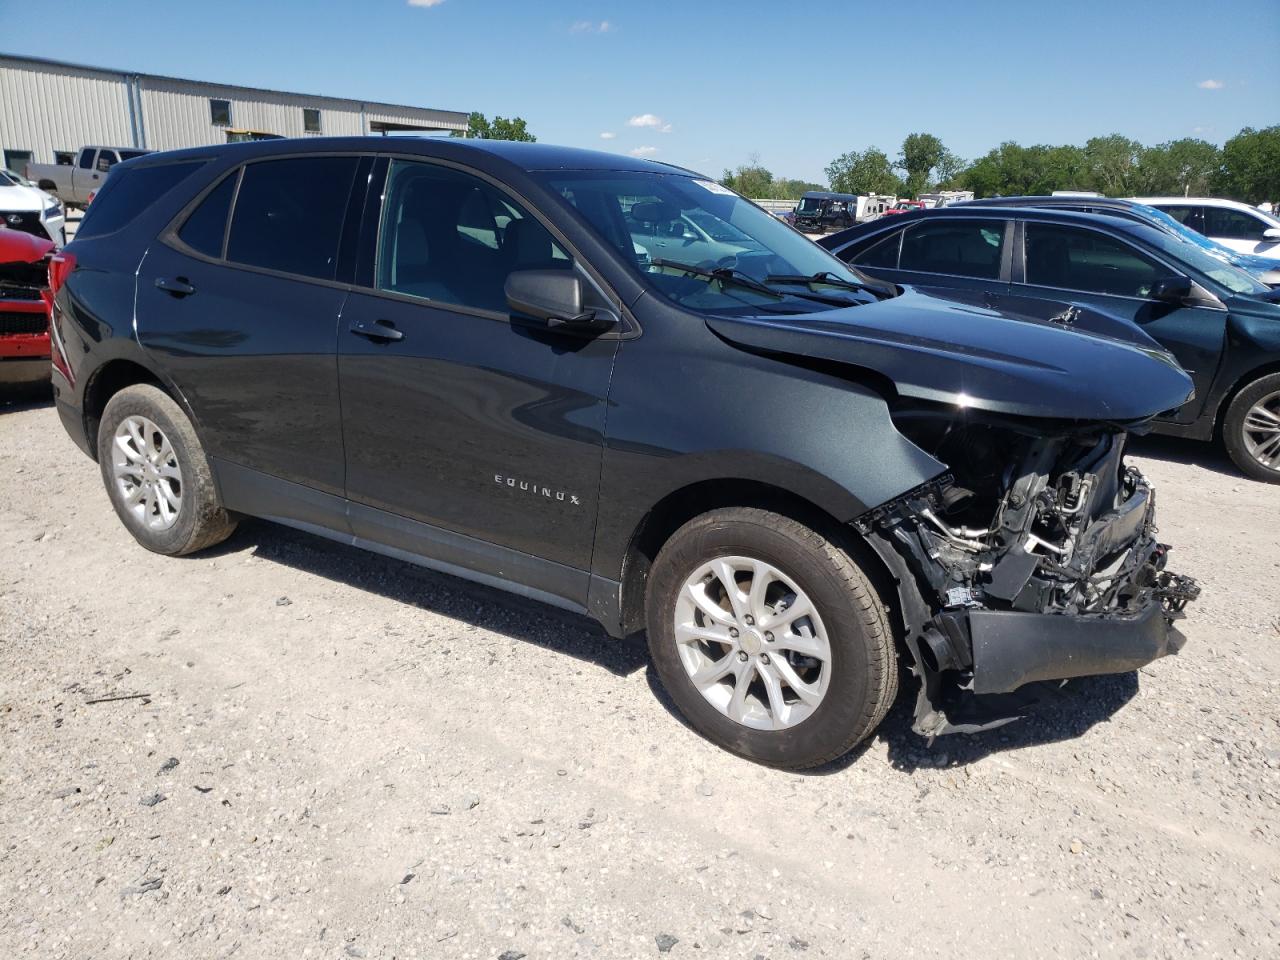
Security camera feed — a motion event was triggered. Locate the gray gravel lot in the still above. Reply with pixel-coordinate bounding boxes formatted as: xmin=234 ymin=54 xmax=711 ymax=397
xmin=1 ymin=397 xmax=1278 ymax=959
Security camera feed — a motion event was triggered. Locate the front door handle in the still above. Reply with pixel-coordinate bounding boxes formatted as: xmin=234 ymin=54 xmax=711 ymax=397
xmin=349 ymin=317 xmax=404 ymax=342
xmin=155 ymin=276 xmax=196 ymax=297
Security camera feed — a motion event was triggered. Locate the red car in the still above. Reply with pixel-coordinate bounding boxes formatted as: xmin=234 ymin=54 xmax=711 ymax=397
xmin=0 ymin=228 xmax=55 ymax=391
xmin=883 ymin=200 xmax=927 ymax=216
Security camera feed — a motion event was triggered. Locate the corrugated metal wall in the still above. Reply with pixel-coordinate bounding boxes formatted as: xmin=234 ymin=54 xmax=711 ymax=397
xmin=0 ymin=58 xmax=136 ymax=163
xmin=138 ymin=77 xmax=370 ymax=150
xmin=1 ymin=55 xmax=468 ymax=165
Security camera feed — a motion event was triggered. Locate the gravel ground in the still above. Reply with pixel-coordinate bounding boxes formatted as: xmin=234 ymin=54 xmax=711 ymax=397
xmin=1 ymin=396 xmax=1278 ymax=959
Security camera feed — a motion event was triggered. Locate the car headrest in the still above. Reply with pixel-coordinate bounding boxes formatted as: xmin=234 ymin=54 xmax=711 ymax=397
xmin=630 ymin=200 xmax=680 ymax=223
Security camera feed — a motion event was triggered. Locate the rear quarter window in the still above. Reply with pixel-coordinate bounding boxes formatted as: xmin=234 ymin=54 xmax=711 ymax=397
xmin=76 ymin=162 xmax=205 ymax=240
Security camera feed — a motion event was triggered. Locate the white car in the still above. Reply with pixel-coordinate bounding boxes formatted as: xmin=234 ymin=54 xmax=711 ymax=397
xmin=1128 ymin=196 xmax=1280 ymax=260
xmin=0 ymin=168 xmax=66 ymax=247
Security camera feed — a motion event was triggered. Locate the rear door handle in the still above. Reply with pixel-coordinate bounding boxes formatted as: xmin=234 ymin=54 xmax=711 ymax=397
xmin=155 ymin=276 xmax=196 ymax=297
xmin=349 ymin=317 xmax=404 ymax=342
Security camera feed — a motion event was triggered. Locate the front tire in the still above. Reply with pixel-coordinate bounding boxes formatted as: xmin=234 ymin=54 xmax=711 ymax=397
xmin=1222 ymin=372 xmax=1280 ymax=484
xmin=645 ymin=508 xmax=897 ymax=769
xmin=96 ymin=384 xmax=237 ymax=555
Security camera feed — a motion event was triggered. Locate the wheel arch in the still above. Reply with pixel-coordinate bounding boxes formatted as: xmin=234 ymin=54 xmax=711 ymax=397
xmin=613 ymin=478 xmax=904 ymax=642
xmin=1213 ymin=358 xmax=1280 ymax=439
xmin=81 ymin=357 xmax=201 ymax=462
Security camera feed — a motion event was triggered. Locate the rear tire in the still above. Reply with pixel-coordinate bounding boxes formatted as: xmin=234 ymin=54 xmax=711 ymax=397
xmin=1222 ymin=372 xmax=1280 ymax=484
xmin=645 ymin=508 xmax=897 ymax=769
xmin=96 ymin=383 xmax=237 ymax=555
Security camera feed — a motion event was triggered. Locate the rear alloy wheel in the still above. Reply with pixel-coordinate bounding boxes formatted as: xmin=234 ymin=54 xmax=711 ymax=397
xmin=1223 ymin=373 xmax=1280 ymax=484
xmin=646 ymin=508 xmax=897 ymax=769
xmin=97 ymin=383 xmax=238 ymax=555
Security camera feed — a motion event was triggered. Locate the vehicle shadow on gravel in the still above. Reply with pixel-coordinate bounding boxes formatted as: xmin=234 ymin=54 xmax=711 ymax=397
xmin=0 ymin=389 xmax=53 ymax=413
xmin=823 ymin=671 xmax=1140 ymax=775
xmin=211 ymin=519 xmax=1141 ymax=774
xmin=209 ymin=519 xmax=650 ymax=677
xmin=1128 ymin=434 xmax=1243 ymax=481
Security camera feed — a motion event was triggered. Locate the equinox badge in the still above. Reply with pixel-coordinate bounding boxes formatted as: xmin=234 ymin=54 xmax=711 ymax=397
xmin=494 ymin=473 xmax=581 ymax=506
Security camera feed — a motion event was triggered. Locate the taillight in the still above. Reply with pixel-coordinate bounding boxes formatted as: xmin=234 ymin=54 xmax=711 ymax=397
xmin=48 ymin=251 xmax=75 ymax=296
xmin=46 ymin=251 xmax=75 ymax=385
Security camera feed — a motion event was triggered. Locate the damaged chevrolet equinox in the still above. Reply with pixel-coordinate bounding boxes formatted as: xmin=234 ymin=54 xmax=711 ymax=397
xmin=49 ymin=140 xmax=1200 ymax=768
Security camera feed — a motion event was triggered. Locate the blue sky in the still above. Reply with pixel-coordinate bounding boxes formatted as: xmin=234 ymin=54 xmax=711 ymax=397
xmin=4 ymin=0 xmax=1278 ymax=183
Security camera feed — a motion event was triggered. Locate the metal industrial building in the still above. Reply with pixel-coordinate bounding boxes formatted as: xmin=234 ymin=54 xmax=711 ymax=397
xmin=0 ymin=52 xmax=470 ymax=173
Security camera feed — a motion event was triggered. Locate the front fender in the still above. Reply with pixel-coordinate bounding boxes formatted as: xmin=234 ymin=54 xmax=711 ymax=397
xmin=590 ymin=320 xmax=947 ymax=582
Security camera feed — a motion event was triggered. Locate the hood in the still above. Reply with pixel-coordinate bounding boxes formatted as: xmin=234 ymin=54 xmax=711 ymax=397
xmin=706 ymin=284 xmax=1194 ymax=422
xmin=0 ymin=182 xmax=45 ymax=213
xmin=0 ymin=228 xmax=54 ymax=291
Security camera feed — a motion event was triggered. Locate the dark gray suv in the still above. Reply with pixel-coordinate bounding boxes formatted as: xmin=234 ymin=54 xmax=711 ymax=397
xmin=48 ymin=139 xmax=1198 ymax=767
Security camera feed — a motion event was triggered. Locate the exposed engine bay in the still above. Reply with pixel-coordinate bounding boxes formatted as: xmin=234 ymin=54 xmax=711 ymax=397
xmin=860 ymin=406 xmax=1201 ymax=737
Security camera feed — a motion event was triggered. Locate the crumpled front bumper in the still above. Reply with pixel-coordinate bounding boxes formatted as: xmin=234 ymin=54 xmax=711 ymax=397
xmin=967 ymin=596 xmax=1185 ymax=695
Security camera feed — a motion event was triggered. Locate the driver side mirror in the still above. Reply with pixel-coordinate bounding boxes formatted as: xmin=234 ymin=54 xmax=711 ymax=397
xmin=1151 ymin=275 xmax=1193 ymax=304
xmin=505 ymin=269 xmax=615 ymax=333
xmin=1263 ymin=227 xmax=1280 ymax=241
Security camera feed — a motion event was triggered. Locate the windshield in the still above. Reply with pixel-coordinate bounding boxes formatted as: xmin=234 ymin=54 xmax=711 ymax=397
xmin=0 ymin=171 xmax=16 ymax=186
xmin=797 ymin=197 xmax=824 ymax=212
xmin=1141 ymin=226 xmax=1271 ymax=296
xmin=543 ymin=172 xmax=879 ymax=315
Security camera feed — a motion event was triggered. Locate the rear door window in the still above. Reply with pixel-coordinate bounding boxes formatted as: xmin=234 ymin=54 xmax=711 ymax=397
xmin=1158 ymin=205 xmax=1205 ymax=232
xmin=225 ymin=156 xmax=359 ymax=281
xmin=1024 ymin=223 xmax=1164 ymax=298
xmin=76 ymin=162 xmax=205 ymax=240
xmin=898 ymin=219 xmax=1006 ymax=279
xmin=77 ymin=150 xmax=96 ymax=170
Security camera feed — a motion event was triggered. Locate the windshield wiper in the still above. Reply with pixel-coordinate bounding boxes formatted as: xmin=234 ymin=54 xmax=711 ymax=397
xmin=766 ymin=271 xmax=895 ymax=300
xmin=650 ymin=258 xmax=782 ymax=299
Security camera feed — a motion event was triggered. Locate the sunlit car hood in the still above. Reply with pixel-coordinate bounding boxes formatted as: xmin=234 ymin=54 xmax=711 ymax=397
xmin=706 ymin=284 xmax=1194 ymax=422
xmin=0 ymin=182 xmax=47 ymax=213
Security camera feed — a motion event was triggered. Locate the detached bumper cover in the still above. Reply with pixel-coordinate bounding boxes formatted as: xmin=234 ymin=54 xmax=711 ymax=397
xmin=969 ymin=599 xmax=1184 ymax=695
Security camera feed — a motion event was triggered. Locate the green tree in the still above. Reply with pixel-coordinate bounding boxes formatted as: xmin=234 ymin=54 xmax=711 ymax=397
xmin=899 ymin=132 xmax=946 ymax=198
xmin=451 ymin=112 xmax=536 ymax=142
xmin=772 ymin=178 xmax=824 ymax=200
xmin=826 ymin=148 xmax=902 ymax=196
xmin=1216 ymin=126 xmax=1280 ymax=203
xmin=934 ymin=148 xmax=968 ymax=188
xmin=722 ymin=155 xmax=775 ymax=198
xmin=1082 ymin=134 xmax=1143 ymax=196
xmin=1134 ymin=139 xmax=1220 ymax=196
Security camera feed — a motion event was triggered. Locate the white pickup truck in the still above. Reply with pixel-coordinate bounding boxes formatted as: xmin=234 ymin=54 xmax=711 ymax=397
xmin=25 ymin=146 xmax=151 ymax=208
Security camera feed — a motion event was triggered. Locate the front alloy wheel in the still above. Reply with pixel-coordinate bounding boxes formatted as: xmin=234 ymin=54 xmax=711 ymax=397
xmin=674 ymin=556 xmax=831 ymax=730
xmin=1224 ymin=372 xmax=1280 ymax=484
xmin=1241 ymin=389 xmax=1280 ymax=472
xmin=646 ymin=508 xmax=898 ymax=769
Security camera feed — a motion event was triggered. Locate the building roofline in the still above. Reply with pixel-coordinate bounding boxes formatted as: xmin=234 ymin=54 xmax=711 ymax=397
xmin=0 ymin=50 xmax=470 ymax=121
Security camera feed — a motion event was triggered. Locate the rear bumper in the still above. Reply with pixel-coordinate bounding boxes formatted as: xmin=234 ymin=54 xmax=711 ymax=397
xmin=968 ymin=598 xmax=1183 ymax=695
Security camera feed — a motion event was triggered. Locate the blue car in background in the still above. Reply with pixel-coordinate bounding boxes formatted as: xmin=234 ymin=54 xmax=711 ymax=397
xmin=819 ymin=205 xmax=1280 ymax=483
xmin=960 ymin=195 xmax=1280 ymax=287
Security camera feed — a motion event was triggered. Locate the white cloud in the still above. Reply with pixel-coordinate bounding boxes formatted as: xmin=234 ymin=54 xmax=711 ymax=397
xmin=599 ymin=131 xmax=617 ymax=140
xmin=571 ymin=20 xmax=613 ymax=33
xmin=408 ymin=0 xmax=446 ymax=7
xmin=628 ymin=113 xmax=663 ymax=128
xmin=629 ymin=146 xmax=658 ymax=157
xmin=1197 ymin=79 xmax=1224 ymax=90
